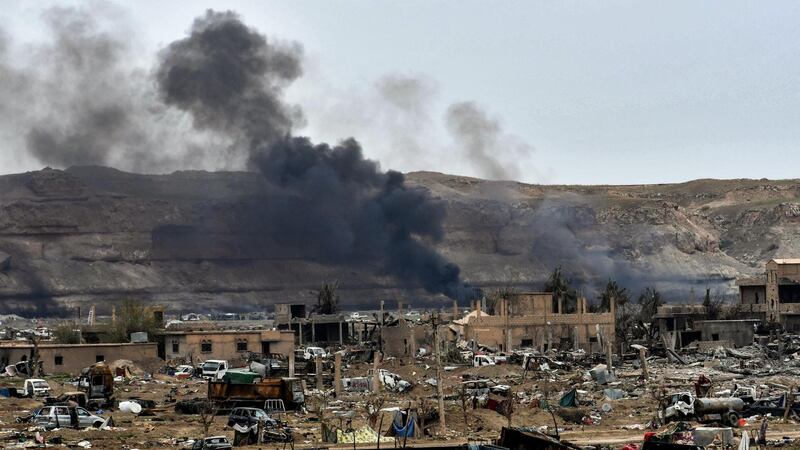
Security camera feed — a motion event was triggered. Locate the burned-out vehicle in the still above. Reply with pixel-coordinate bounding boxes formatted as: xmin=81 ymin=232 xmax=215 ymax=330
xmin=660 ymin=392 xmax=744 ymax=427
xmin=78 ymin=362 xmax=115 ymax=409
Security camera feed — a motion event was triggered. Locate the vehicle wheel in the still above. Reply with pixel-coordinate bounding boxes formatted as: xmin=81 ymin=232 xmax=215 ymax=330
xmin=726 ymin=412 xmax=740 ymax=427
xmin=93 ymin=421 xmax=104 ymax=428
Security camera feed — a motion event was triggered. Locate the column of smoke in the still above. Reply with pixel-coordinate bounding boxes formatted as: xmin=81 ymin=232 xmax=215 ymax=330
xmin=0 ymin=8 xmax=476 ymax=311
xmin=153 ymin=11 xmax=471 ymax=300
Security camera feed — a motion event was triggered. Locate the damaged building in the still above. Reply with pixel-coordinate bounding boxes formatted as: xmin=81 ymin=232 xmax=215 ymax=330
xmin=736 ymin=258 xmax=800 ymax=329
xmin=460 ymin=292 xmax=615 ymax=352
xmin=0 ymin=342 xmax=158 ymax=375
xmin=161 ymin=326 xmax=294 ymax=363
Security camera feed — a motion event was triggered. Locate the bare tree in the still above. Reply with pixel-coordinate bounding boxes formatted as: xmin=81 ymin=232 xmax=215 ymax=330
xmin=702 ymin=288 xmax=724 ymax=320
xmin=314 ymin=281 xmax=340 ymax=315
xmin=105 ymin=299 xmax=159 ymax=343
xmin=365 ymin=394 xmax=386 ymax=429
xmin=197 ymin=401 xmax=218 ymax=438
xmin=499 ymin=386 xmax=515 ymax=428
xmin=485 ymin=286 xmax=515 ymax=315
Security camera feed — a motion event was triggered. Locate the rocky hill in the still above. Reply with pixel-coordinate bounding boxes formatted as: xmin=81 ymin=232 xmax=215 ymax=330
xmin=1 ymin=166 xmax=798 ymax=315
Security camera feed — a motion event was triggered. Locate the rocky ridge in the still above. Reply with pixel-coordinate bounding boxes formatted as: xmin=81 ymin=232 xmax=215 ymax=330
xmin=0 ymin=166 xmax=798 ymax=314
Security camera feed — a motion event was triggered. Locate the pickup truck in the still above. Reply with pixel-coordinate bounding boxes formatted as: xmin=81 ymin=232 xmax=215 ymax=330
xmin=201 ymin=360 xmax=229 ymax=380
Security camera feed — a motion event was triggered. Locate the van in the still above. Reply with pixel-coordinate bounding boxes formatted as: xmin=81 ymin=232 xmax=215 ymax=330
xmin=201 ymin=360 xmax=229 ymax=380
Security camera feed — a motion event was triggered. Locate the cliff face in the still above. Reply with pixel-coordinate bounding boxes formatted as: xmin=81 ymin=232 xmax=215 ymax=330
xmin=1 ymin=166 xmax=797 ymax=314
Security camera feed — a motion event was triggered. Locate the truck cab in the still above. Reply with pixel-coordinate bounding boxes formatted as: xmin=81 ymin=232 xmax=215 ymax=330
xmin=201 ymin=360 xmax=229 ymax=380
xmin=24 ymin=378 xmax=52 ymax=397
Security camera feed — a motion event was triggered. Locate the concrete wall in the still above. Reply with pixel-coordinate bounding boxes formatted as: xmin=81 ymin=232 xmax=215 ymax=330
xmin=464 ymin=299 xmax=615 ymax=352
xmin=0 ymin=342 xmax=158 ymax=375
xmin=381 ymin=319 xmax=429 ymax=357
xmin=164 ymin=330 xmax=294 ymax=364
xmin=697 ymin=320 xmax=757 ymax=348
xmin=506 ymin=293 xmax=554 ymax=316
xmin=740 ymin=286 xmax=766 ymax=305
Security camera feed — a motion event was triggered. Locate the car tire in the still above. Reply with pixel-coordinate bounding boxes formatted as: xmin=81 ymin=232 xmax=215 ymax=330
xmin=93 ymin=420 xmax=104 ymax=428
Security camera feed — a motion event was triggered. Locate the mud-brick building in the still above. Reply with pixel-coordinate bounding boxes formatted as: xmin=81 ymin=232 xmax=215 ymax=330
xmin=736 ymin=259 xmax=800 ymax=328
xmin=461 ymin=292 xmax=615 ymax=352
xmin=0 ymin=342 xmax=158 ymax=375
xmin=161 ymin=329 xmax=294 ymax=364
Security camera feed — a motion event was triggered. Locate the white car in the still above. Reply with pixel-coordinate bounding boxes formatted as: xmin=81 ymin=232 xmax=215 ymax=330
xmin=473 ymin=355 xmax=496 ymax=367
xmin=303 ymin=347 xmax=327 ymax=360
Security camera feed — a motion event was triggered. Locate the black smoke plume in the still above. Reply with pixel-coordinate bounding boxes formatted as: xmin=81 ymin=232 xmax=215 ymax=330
xmin=157 ymin=10 xmax=467 ymax=298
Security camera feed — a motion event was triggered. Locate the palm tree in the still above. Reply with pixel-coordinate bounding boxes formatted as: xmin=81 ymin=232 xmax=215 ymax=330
xmin=544 ymin=267 xmax=577 ymax=313
xmin=598 ymin=279 xmax=629 ymax=312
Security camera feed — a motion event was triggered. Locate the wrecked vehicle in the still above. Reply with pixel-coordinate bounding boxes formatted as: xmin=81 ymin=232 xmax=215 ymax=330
xmin=191 ymin=436 xmax=233 ymax=450
xmin=461 ymin=379 xmax=495 ymax=397
xmin=79 ymin=362 xmax=114 ymax=409
xmin=175 ymin=365 xmax=195 ymax=380
xmin=227 ymin=407 xmax=271 ymax=427
xmin=368 ymin=369 xmax=412 ymax=392
xmin=744 ymin=393 xmax=800 ymax=417
xmin=22 ymin=378 xmax=51 ymax=397
xmin=473 ymin=355 xmax=496 ymax=367
xmin=44 ymin=391 xmax=88 ymax=408
xmin=34 ymin=405 xmax=106 ymax=429
xmin=661 ymin=392 xmax=744 ymax=427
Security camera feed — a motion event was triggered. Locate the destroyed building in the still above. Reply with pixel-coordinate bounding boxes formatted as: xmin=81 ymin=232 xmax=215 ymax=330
xmin=461 ymin=292 xmax=615 ymax=352
xmin=274 ymin=303 xmax=353 ymax=346
xmin=736 ymin=258 xmax=800 ymax=329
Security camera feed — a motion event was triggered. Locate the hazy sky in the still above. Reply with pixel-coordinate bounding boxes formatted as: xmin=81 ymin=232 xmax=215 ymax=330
xmin=2 ymin=1 xmax=799 ymax=184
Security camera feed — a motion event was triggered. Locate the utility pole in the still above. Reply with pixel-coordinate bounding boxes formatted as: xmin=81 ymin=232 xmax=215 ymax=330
xmin=432 ymin=312 xmax=446 ymax=434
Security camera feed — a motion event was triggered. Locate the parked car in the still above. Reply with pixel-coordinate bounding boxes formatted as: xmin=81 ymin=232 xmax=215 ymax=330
xmin=191 ymin=436 xmax=233 ymax=450
xmin=201 ymin=360 xmax=229 ymax=380
xmin=34 ymin=405 xmax=105 ymax=429
xmin=227 ymin=407 xmax=272 ymax=427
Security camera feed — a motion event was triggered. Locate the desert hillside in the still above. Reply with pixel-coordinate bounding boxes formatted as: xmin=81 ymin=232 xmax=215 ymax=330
xmin=1 ymin=166 xmax=797 ymax=314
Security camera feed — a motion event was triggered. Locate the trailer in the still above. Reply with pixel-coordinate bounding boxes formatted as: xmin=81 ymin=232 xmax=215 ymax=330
xmin=206 ymin=377 xmax=304 ymax=412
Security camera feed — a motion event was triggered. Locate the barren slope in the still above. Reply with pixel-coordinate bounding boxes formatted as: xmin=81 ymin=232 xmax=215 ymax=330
xmin=1 ymin=167 xmax=797 ymax=314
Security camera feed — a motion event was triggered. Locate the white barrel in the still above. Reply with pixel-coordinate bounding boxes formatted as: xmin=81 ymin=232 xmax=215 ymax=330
xmin=119 ymin=401 xmax=142 ymax=414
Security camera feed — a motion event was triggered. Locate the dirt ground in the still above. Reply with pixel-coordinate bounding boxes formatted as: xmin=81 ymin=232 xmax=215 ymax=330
xmin=1 ymin=357 xmax=800 ymax=449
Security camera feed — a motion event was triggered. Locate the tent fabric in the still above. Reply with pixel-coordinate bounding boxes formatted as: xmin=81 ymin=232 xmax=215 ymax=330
xmin=392 ymin=418 xmax=415 ymax=437
xmin=559 ymin=388 xmax=578 ymax=407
